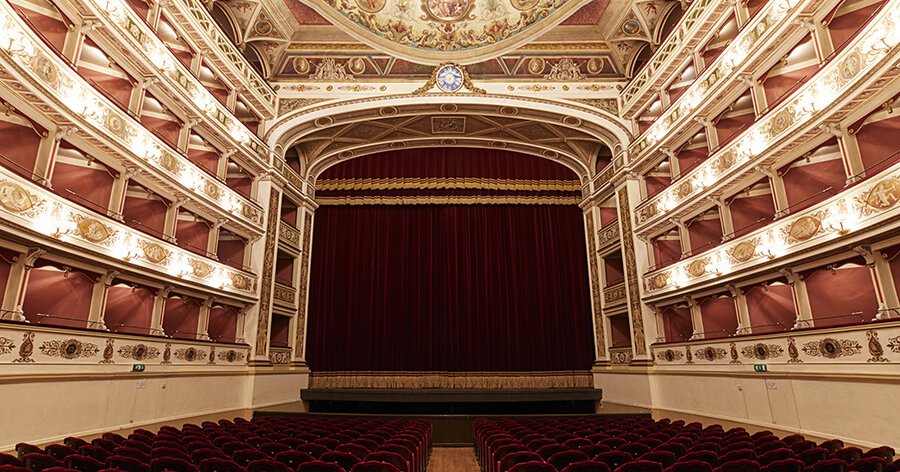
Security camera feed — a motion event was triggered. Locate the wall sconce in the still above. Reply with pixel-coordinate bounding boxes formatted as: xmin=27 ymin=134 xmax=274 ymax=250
xmin=34 ymin=203 xmax=74 ymax=238
xmin=210 ymin=268 xmax=229 ymax=289
xmin=0 ymin=16 xmax=35 ymax=58
xmin=711 ymin=251 xmax=732 ymax=275
xmin=760 ymin=230 xmax=786 ymax=259
xmin=824 ymin=199 xmax=857 ymax=235
xmin=672 ymin=267 xmax=689 ymax=288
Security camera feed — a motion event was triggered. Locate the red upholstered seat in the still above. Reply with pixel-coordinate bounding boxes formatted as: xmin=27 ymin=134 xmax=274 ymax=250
xmin=23 ymin=453 xmax=62 ymax=472
xmin=719 ymin=451 xmax=757 ymax=464
xmin=760 ymin=459 xmax=804 ymax=472
xmin=819 ymin=441 xmax=845 ymax=453
xmin=833 ymin=448 xmax=864 ymax=464
xmin=150 ymin=447 xmax=192 ymax=463
xmin=111 ymin=448 xmax=150 ymax=464
xmin=149 ymin=457 xmax=198 ymax=472
xmin=865 ymin=448 xmax=896 ymax=462
xmin=667 ymin=460 xmax=714 ymax=472
xmin=65 ymin=439 xmax=90 ymax=450
xmin=64 ymin=454 xmax=105 ymax=472
xmin=0 ymin=454 xmax=22 ymax=468
xmin=258 ymin=443 xmax=290 ymax=457
xmin=246 ymin=459 xmax=291 ymax=472
xmin=548 ymin=451 xmax=591 ymax=471
xmin=296 ymin=444 xmax=332 ymax=459
xmin=796 ymin=448 xmax=830 ymax=466
xmin=321 ymin=452 xmax=361 ymax=471
xmin=615 ymin=460 xmax=665 ymax=472
xmin=562 ymin=460 xmax=613 ymax=472
xmin=198 ymin=458 xmax=245 ymax=472
xmin=16 ymin=443 xmax=43 ymax=459
xmin=508 ymin=461 xmax=557 ymax=472
xmin=809 ymin=458 xmax=848 ymax=472
xmin=78 ymin=447 xmax=111 ymax=463
xmin=595 ymin=451 xmax=635 ymax=470
xmin=350 ymin=462 xmax=401 ymax=472
xmin=297 ymin=461 xmax=346 ymax=472
xmin=105 ymin=455 xmax=150 ymax=472
xmin=714 ymin=459 xmax=760 ymax=472
xmin=851 ymin=457 xmax=888 ymax=472
xmin=0 ymin=466 xmax=30 ymax=472
xmin=364 ymin=451 xmax=408 ymax=472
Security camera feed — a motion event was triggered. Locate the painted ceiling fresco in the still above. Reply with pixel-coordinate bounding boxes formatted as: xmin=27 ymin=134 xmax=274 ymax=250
xmin=294 ymin=0 xmax=595 ymax=63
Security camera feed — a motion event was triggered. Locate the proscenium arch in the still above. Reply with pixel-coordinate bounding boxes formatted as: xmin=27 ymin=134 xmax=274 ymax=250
xmin=265 ymin=94 xmax=633 ymax=179
xmin=306 ymin=142 xmax=593 ymax=185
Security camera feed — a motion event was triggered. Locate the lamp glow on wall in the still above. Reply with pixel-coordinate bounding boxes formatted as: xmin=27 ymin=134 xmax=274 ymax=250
xmin=638 ymin=0 xmax=899 ymax=227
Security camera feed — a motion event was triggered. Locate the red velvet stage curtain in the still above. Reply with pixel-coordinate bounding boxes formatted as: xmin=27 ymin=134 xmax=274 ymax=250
xmin=306 ymin=203 xmax=594 ymax=372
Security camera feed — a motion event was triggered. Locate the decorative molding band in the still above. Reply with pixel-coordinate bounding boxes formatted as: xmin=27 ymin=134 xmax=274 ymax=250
xmin=308 ymin=371 xmax=594 ymax=389
xmin=634 ymin=1 xmax=899 ymax=231
xmin=316 ymin=195 xmax=581 ymax=206
xmin=585 ymin=214 xmax=607 ymax=360
xmin=64 ymin=0 xmax=269 ymax=164
xmin=294 ymin=212 xmax=313 ymax=359
xmin=617 ymin=189 xmax=647 ymax=356
xmin=603 ymin=282 xmax=628 ymax=306
xmin=164 ymin=0 xmax=277 ymax=115
xmin=269 ymin=347 xmax=292 ymax=365
xmin=643 ymin=160 xmax=900 ymax=296
xmin=255 ymin=191 xmax=281 ymax=356
xmin=597 ymin=221 xmax=621 ymax=249
xmin=653 ymin=320 xmax=900 ymax=366
xmin=0 ymin=323 xmax=248 ymax=366
xmin=628 ymin=0 xmax=818 ymax=159
xmin=0 ymin=3 xmax=264 ymax=232
xmin=278 ymin=224 xmax=301 ymax=251
xmin=0 ymin=166 xmax=257 ymax=295
xmin=609 ymin=347 xmax=634 ymax=365
xmin=620 ymin=0 xmax=723 ymax=113
xmin=316 ymin=178 xmax=581 ymax=192
xmin=273 ymin=282 xmax=297 ymax=307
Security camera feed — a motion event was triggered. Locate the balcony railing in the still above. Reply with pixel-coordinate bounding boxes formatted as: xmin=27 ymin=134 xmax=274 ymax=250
xmin=0 ymin=162 xmax=258 ymax=297
xmin=642 ymin=156 xmax=900 ymax=298
xmin=603 ymin=282 xmax=628 ymax=307
xmin=273 ymin=282 xmax=297 ymax=307
xmin=279 ymin=222 xmax=301 ymax=251
xmin=597 ymin=221 xmax=621 ymax=249
xmin=0 ymin=2 xmax=264 ymax=234
xmin=634 ymin=1 xmax=899 ymax=236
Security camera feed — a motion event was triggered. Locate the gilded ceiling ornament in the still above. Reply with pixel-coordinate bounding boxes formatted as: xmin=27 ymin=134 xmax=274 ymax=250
xmin=414 ymin=63 xmax=485 ymax=94
xmin=586 ymin=57 xmax=605 ymax=74
xmin=40 ymin=339 xmax=100 ymax=359
xmin=310 ymin=58 xmax=354 ymax=80
xmin=159 ymin=154 xmax=179 ymax=173
xmin=510 ymin=0 xmax=540 ymax=10
xmin=356 ymin=0 xmax=386 ymax=13
xmin=786 ymin=215 xmax=821 ymax=242
xmin=0 ymin=181 xmax=35 ymax=214
xmin=685 ymin=345 xmax=693 ymax=363
xmin=769 ymin=110 xmax=793 ymax=134
xmin=208 ymin=347 xmax=216 ymax=365
xmin=838 ymin=51 xmax=862 ymax=82
xmin=347 ymin=57 xmax=367 ymax=74
xmin=75 ymin=217 xmax=113 ymax=244
xmin=162 ymin=343 xmax=172 ymax=364
xmin=544 ymin=58 xmax=585 ymax=81
xmin=801 ymin=337 xmax=862 ymax=359
xmin=621 ymin=19 xmax=641 ymax=35
xmin=527 ymin=57 xmax=545 ymax=75
xmin=204 ymin=181 xmax=222 ymax=199
xmin=293 ymin=57 xmax=311 ymax=74
xmin=741 ymin=342 xmax=784 ymax=360
xmin=231 ymin=273 xmax=252 ymax=290
xmin=105 ymin=113 xmax=127 ymax=138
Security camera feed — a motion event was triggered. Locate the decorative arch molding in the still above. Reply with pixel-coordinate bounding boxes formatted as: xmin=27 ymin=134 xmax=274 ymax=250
xmin=306 ymin=140 xmax=592 ymax=182
xmin=266 ymin=94 xmax=632 ymax=179
xmin=294 ymin=0 xmax=593 ymax=65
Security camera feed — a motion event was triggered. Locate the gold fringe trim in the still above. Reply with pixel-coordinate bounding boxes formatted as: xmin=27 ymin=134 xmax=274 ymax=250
xmin=308 ymin=371 xmax=593 ymax=389
xmin=316 ymin=195 xmax=581 ymax=205
xmin=316 ymin=178 xmax=581 ymax=192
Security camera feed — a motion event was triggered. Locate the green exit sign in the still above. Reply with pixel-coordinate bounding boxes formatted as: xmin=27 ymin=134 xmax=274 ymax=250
xmin=754 ymin=364 xmax=768 ymax=372
xmin=132 ymin=364 xmax=145 ymax=372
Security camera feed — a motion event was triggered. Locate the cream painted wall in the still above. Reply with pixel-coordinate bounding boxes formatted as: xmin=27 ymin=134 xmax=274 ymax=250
xmin=597 ymin=370 xmax=900 ymax=449
xmin=594 ymin=369 xmax=653 ymax=408
xmin=0 ymin=370 xmax=309 ymax=450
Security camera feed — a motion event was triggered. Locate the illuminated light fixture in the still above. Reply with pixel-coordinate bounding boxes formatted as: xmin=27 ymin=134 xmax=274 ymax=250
xmin=683 ymin=89 xmax=704 ymax=110
xmin=210 ymin=267 xmax=228 ymax=289
xmin=720 ymin=42 xmax=749 ymax=72
xmin=698 ymin=167 xmax=716 ymax=188
xmin=147 ymin=45 xmax=173 ymax=71
xmin=167 ymin=252 xmax=191 ymax=277
xmin=34 ymin=203 xmax=74 ymax=238
xmin=130 ymin=134 xmax=161 ymax=161
xmin=179 ymin=168 xmax=201 ymax=190
xmin=229 ymin=124 xmax=250 ymax=145
xmin=746 ymin=129 xmax=768 ymax=156
xmin=672 ymin=267 xmax=689 ymax=288
xmin=823 ymin=198 xmax=858 ymax=235
xmin=760 ymin=229 xmax=786 ymax=259
xmin=111 ymin=232 xmax=133 ymax=260
xmin=0 ymin=16 xmax=35 ymax=58
xmin=192 ymin=89 xmax=217 ymax=113
xmin=711 ymin=251 xmax=732 ymax=276
xmin=660 ymin=193 xmax=677 ymax=211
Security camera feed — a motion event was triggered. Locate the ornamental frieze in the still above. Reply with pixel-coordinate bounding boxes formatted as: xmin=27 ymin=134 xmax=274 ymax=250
xmin=273 ymin=284 xmax=297 ymax=304
xmin=173 ymin=347 xmax=207 ymax=362
xmin=0 ymin=336 xmax=14 ymax=355
xmin=610 ymin=348 xmax=633 ymax=365
xmin=217 ymin=349 xmax=247 ymax=363
xmin=694 ymin=346 xmax=727 ymax=362
xmin=118 ymin=344 xmax=160 ymax=361
xmin=269 ymin=348 xmax=291 ymax=364
xmin=39 ymin=339 xmax=99 ymax=359
xmin=75 ymin=216 xmax=115 ymax=244
xmin=0 ymin=181 xmax=37 ymax=215
xmin=858 ymin=177 xmax=900 ymax=214
xmin=741 ymin=343 xmax=784 ymax=360
xmin=801 ymin=338 xmax=862 ymax=359
xmin=597 ymin=221 xmax=620 ymax=247
xmin=658 ymin=349 xmax=684 ymax=362
xmin=866 ymin=331 xmax=887 ymax=363
xmin=784 ymin=215 xmax=823 ymax=243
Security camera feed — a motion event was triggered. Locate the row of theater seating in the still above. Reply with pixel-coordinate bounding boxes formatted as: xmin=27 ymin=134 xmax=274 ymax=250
xmin=474 ymin=417 xmax=898 ymax=472
xmin=1 ymin=417 xmax=432 ymax=472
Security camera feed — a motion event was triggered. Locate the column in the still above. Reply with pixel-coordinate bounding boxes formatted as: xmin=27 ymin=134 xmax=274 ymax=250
xmin=713 ymin=196 xmax=735 ymax=240
xmin=107 ymin=168 xmax=138 ymax=220
xmin=0 ymin=248 xmax=46 ymax=320
xmin=618 ymin=178 xmax=659 ymax=360
xmin=197 ymin=297 xmax=212 ymax=340
xmin=245 ymin=174 xmax=281 ymax=363
xmin=780 ymin=268 xmax=814 ymax=328
xmin=163 ymin=198 xmax=184 ymax=243
xmin=149 ymin=285 xmax=172 ymax=336
xmin=729 ymin=284 xmax=752 ymax=334
xmin=853 ymin=245 xmax=900 ymax=320
xmin=177 ymin=119 xmax=199 ymax=153
xmin=128 ymin=78 xmax=152 ymax=117
xmin=687 ymin=296 xmax=704 ymax=339
xmin=33 ymin=126 xmax=68 ymax=184
xmin=293 ymin=206 xmax=315 ymax=364
xmin=761 ymin=166 xmax=790 ymax=215
xmin=208 ymin=219 xmax=227 ymax=259
xmin=837 ymin=127 xmax=866 ymax=183
xmin=584 ymin=204 xmax=609 ymax=364
xmin=87 ymin=270 xmax=119 ymax=330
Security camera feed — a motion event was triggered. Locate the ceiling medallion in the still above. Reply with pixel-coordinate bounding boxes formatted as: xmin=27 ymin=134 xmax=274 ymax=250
xmin=414 ymin=64 xmax=485 ymax=94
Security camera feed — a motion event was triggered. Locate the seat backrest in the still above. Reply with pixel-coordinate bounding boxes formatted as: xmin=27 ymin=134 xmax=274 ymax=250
xmin=615 ymin=460 xmax=665 ymax=472
xmin=595 ymin=451 xmax=634 ymax=469
xmin=666 ymin=459 xmax=713 ymax=472
xmin=246 ymin=459 xmax=292 ymax=472
xmin=760 ymin=458 xmax=804 ymax=472
xmin=63 ymin=454 xmax=104 ymax=472
xmin=297 ymin=461 xmax=346 ymax=472
xmin=500 ymin=452 xmax=543 ymax=472
xmin=150 ymin=457 xmax=199 ymax=472
xmin=561 ymin=460 xmax=612 ymax=472
xmin=714 ymin=459 xmax=760 ymax=472
xmin=350 ymin=462 xmax=401 ymax=472
xmin=548 ymin=451 xmax=590 ymax=470
xmin=509 ymin=461 xmax=557 ymax=472
xmin=23 ymin=453 xmax=61 ymax=472
xmin=321 ymin=451 xmax=361 ymax=471
xmin=198 ymin=457 xmax=246 ymax=472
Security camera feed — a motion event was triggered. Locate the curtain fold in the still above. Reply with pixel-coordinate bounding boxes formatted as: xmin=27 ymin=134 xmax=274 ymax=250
xmin=306 ymin=204 xmax=594 ymax=372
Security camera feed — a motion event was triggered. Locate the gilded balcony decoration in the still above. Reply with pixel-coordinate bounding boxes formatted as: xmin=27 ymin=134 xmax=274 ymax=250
xmin=0 ymin=165 xmax=257 ymax=296
xmin=653 ymin=320 xmax=900 ymax=366
xmin=628 ymin=0 xmax=810 ymax=159
xmin=74 ymin=0 xmax=269 ymax=162
xmin=279 ymin=223 xmax=301 ymax=250
xmin=163 ymin=0 xmax=277 ymax=115
xmin=0 ymin=4 xmax=264 ymax=230
xmin=0 ymin=324 xmax=249 ymax=365
xmin=597 ymin=221 xmax=620 ymax=248
xmin=603 ymin=282 xmax=627 ymax=306
xmin=636 ymin=2 xmax=900 ymax=230
xmin=273 ymin=282 xmax=297 ymax=306
xmin=619 ymin=0 xmax=721 ymax=113
xmin=609 ymin=347 xmax=633 ymax=364
xmin=269 ymin=347 xmax=292 ymax=364
xmin=642 ymin=159 xmax=900 ymax=296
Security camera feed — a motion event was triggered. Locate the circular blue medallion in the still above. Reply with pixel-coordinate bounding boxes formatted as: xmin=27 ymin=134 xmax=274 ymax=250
xmin=436 ymin=65 xmax=464 ymax=92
